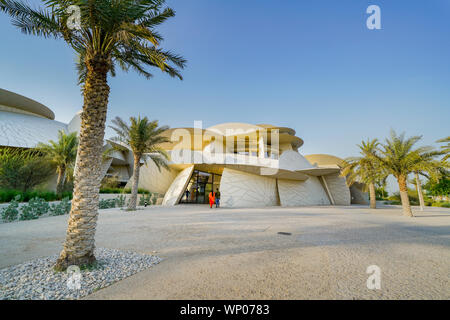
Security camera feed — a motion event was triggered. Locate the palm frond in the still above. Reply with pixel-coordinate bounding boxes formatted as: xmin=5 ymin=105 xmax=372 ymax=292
xmin=109 ymin=115 xmax=170 ymax=172
xmin=1 ymin=0 xmax=186 ymax=85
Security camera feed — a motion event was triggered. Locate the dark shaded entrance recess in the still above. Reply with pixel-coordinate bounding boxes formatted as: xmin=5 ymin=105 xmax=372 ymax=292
xmin=179 ymin=170 xmax=222 ymax=204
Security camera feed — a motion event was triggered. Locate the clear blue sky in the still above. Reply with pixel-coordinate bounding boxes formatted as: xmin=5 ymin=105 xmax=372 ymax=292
xmin=1 ymin=0 xmax=449 ymax=191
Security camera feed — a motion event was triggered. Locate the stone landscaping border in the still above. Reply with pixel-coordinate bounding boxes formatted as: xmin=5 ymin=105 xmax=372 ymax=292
xmin=0 ymin=248 xmax=161 ymax=300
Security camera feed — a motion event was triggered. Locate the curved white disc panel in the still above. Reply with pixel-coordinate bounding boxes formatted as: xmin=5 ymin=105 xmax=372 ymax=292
xmin=162 ymin=166 xmax=194 ymax=206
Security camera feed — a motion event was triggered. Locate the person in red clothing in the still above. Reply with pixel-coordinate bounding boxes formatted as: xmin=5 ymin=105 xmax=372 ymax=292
xmin=208 ymin=191 xmax=215 ymax=209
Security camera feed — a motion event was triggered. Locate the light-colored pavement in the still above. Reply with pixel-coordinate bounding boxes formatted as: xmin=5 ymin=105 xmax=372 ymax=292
xmin=0 ymin=205 xmax=449 ymax=299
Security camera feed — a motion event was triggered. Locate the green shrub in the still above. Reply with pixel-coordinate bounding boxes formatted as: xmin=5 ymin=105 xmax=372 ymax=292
xmin=49 ymin=198 xmax=71 ymax=216
xmin=432 ymin=201 xmax=450 ymax=208
xmin=388 ymin=189 xmax=425 ymax=205
xmin=19 ymin=209 xmax=39 ymax=220
xmin=122 ymin=188 xmax=150 ymax=194
xmin=0 ymin=189 xmax=72 ymax=203
xmin=99 ymin=188 xmax=123 ymax=194
xmin=423 ymin=177 xmax=450 ymax=197
xmin=0 ymin=148 xmax=54 ymax=192
xmin=1 ymin=195 xmax=21 ymax=222
xmin=100 ymin=175 xmax=120 ymax=189
xmin=100 ymin=188 xmax=150 ymax=194
xmin=99 ymin=198 xmax=116 ymax=209
xmin=152 ymin=193 xmax=159 ymax=205
xmin=0 ymin=189 xmax=23 ymax=203
xmin=30 ymin=191 xmax=72 ymax=202
xmin=139 ymin=193 xmax=152 ymax=206
xmin=20 ymin=197 xmax=50 ymax=220
xmin=115 ymin=195 xmax=126 ymax=208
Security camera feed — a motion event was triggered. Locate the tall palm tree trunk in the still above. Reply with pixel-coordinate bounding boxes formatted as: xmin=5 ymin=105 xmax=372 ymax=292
xmin=56 ymin=166 xmax=66 ymax=195
xmin=368 ymin=183 xmax=377 ymax=209
xmin=55 ymin=56 xmax=110 ymax=270
xmin=128 ymin=154 xmax=141 ymax=210
xmin=398 ymin=174 xmax=413 ymax=217
xmin=415 ymin=172 xmax=425 ymax=211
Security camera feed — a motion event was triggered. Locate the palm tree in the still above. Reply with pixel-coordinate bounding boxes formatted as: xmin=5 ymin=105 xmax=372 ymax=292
xmin=37 ymin=130 xmax=78 ymax=195
xmin=375 ymin=130 xmax=443 ymax=217
xmin=341 ymin=139 xmax=386 ymax=209
xmin=375 ymin=180 xmax=387 ymax=199
xmin=1 ymin=0 xmax=186 ymax=270
xmin=109 ymin=116 xmax=170 ymax=210
xmin=437 ymin=137 xmax=450 ymax=161
xmin=411 ymin=158 xmax=445 ymax=211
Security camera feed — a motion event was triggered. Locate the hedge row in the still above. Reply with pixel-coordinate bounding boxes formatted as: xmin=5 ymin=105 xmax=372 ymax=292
xmin=0 ymin=189 xmax=73 ymax=203
xmin=386 ymin=200 xmax=450 ymax=208
xmin=0 ymin=188 xmax=152 ymax=203
xmin=99 ymin=188 xmax=150 ymax=194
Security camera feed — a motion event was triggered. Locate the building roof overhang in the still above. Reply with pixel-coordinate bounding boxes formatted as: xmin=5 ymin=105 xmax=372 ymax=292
xmin=171 ymin=163 xmax=310 ymax=181
xmin=0 ymin=88 xmax=55 ymax=119
xmin=295 ymin=166 xmax=341 ymax=176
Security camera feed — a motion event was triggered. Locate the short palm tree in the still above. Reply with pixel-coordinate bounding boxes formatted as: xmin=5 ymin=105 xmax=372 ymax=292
xmin=411 ymin=157 xmax=446 ymax=211
xmin=375 ymin=131 xmax=443 ymax=217
xmin=37 ymin=130 xmax=78 ymax=195
xmin=341 ymin=139 xmax=386 ymax=209
xmin=1 ymin=0 xmax=186 ymax=270
xmin=437 ymin=137 xmax=450 ymax=161
xmin=110 ymin=116 xmax=170 ymax=210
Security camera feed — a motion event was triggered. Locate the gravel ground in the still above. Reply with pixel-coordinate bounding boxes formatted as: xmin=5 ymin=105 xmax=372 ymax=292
xmin=0 ymin=204 xmax=449 ymax=299
xmin=0 ymin=248 xmax=161 ymax=300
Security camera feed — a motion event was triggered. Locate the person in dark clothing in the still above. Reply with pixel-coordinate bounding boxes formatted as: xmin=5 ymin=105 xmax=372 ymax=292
xmin=185 ymin=190 xmax=190 ymax=202
xmin=215 ymin=188 xmax=221 ymax=208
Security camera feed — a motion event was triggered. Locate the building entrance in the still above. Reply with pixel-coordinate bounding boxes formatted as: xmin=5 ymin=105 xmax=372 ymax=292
xmin=179 ymin=170 xmax=221 ymax=204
